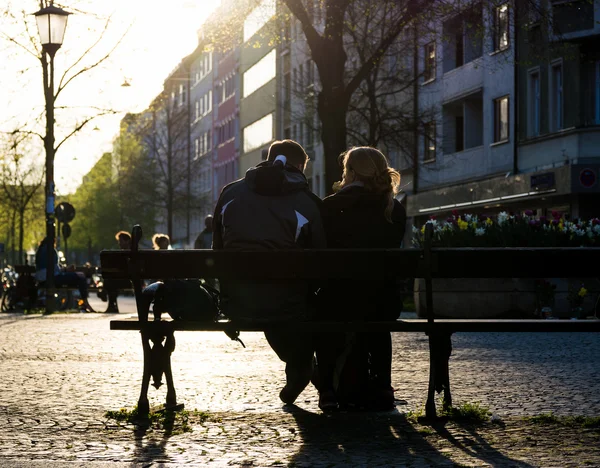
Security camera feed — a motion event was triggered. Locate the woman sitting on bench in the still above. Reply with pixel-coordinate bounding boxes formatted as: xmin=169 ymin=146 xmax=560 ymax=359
xmin=35 ymin=237 xmax=95 ymax=312
xmin=317 ymin=146 xmax=406 ymax=411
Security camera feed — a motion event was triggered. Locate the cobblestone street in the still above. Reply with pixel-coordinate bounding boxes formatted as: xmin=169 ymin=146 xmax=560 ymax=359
xmin=0 ymin=297 xmax=598 ymax=467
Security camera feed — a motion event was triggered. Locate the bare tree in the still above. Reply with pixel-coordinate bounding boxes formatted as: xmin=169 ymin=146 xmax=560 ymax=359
xmin=0 ymin=134 xmax=44 ymax=263
xmin=0 ymin=1 xmax=128 ymax=182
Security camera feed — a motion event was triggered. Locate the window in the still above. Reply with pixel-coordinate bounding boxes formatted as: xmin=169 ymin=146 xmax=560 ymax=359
xmin=455 ymin=30 xmax=464 ymax=67
xmin=455 ymin=115 xmax=464 ymax=152
xmin=243 ymin=0 xmax=276 ymax=42
xmin=493 ymin=4 xmax=509 ymax=51
xmin=528 ymin=70 xmax=540 ymax=137
xmin=494 ymin=96 xmax=509 ymax=142
xmin=423 ymin=41 xmax=436 ymax=82
xmin=550 ymin=62 xmax=563 ymax=131
xmin=243 ymin=113 xmax=273 ymax=152
xmin=194 ymin=138 xmax=199 ymax=160
xmin=195 ymin=100 xmax=199 ymax=121
xmin=243 ymin=49 xmax=276 ymax=98
xmin=424 ymin=121 xmax=436 ymax=161
xmin=299 ymin=63 xmax=304 ymax=90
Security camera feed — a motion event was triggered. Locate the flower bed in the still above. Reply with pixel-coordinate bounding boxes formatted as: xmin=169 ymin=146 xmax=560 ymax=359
xmin=412 ymin=210 xmax=600 ymax=248
xmin=412 ymin=211 xmax=598 ymax=318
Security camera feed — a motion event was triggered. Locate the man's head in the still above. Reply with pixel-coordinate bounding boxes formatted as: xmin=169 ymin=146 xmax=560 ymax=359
xmin=115 ymin=231 xmax=132 ymax=250
xmin=267 ymin=140 xmax=308 ymax=172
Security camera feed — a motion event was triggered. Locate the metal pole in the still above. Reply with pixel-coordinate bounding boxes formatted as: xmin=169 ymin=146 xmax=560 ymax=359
xmin=42 ymin=49 xmax=56 ymax=313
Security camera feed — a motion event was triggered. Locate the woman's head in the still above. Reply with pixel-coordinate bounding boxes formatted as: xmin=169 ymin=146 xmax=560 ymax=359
xmin=152 ymin=233 xmax=170 ymax=250
xmin=335 ymin=146 xmax=401 ymax=222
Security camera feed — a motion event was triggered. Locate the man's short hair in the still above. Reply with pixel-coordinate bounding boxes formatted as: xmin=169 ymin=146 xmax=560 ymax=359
xmin=115 ymin=231 xmax=131 ymax=242
xmin=267 ymin=140 xmax=308 ymax=168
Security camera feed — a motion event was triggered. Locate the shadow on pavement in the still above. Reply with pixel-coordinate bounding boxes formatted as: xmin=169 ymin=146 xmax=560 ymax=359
xmin=431 ymin=420 xmax=534 ymax=468
xmin=131 ymin=412 xmax=177 ymax=465
xmin=286 ymin=406 xmax=533 ymax=467
xmin=286 ymin=406 xmax=451 ymax=466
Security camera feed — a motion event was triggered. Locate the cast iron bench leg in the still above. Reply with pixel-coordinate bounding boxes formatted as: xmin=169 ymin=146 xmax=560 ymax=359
xmin=425 ymin=331 xmax=453 ymax=419
xmin=164 ymin=331 xmax=178 ymax=408
xmin=425 ymin=333 xmax=437 ymax=419
xmin=138 ymin=330 xmax=152 ymax=417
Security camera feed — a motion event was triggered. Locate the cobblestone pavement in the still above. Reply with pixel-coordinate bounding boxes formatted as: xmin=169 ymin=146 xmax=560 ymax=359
xmin=0 ymin=297 xmax=598 ymax=467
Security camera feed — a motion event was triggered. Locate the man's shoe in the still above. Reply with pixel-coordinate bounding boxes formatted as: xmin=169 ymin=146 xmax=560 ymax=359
xmin=368 ymin=387 xmax=395 ymax=411
xmin=279 ymin=384 xmax=304 ymax=405
xmin=318 ymin=390 xmax=339 ymax=412
xmin=104 ymin=304 xmax=119 ymax=313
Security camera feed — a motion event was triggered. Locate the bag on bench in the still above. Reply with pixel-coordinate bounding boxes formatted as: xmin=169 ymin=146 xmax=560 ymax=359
xmin=143 ymin=279 xmax=219 ymax=322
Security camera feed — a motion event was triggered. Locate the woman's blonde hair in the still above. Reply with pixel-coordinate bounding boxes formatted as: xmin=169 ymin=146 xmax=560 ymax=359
xmin=333 ymin=146 xmax=401 ymax=223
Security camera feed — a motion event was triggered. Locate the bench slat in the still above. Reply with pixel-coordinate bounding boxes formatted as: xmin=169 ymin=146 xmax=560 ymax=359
xmin=100 ymin=248 xmax=600 ymax=280
xmin=109 ymin=319 xmax=600 ymax=333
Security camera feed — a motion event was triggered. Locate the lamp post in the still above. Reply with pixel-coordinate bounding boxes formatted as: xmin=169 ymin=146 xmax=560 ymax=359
xmin=34 ymin=3 xmax=70 ymax=313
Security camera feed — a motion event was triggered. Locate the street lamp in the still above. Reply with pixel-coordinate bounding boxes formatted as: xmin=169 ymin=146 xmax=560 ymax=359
xmin=34 ymin=3 xmax=70 ymax=313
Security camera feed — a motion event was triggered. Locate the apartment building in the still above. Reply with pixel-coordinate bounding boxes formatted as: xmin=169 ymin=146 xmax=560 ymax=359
xmin=189 ymin=31 xmax=216 ymax=240
xmin=238 ymin=0 xmax=278 ymax=174
xmin=409 ymin=0 xmax=600 ymax=222
xmin=408 ymin=2 xmax=517 ymax=219
xmin=516 ymin=0 xmax=600 ymax=220
xmin=213 ymin=0 xmax=241 ymax=202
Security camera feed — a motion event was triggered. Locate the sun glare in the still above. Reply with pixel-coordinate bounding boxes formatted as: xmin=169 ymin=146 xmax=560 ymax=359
xmin=0 ymin=0 xmax=221 ymax=194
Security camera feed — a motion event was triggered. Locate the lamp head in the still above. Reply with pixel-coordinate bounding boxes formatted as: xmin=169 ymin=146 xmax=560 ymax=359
xmin=34 ymin=5 xmax=71 ymax=57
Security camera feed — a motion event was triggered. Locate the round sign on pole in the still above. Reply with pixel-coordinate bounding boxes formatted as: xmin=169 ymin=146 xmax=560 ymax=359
xmin=579 ymin=168 xmax=597 ymax=189
xmin=62 ymin=223 xmax=72 ymax=240
xmin=56 ymin=202 xmax=75 ymax=223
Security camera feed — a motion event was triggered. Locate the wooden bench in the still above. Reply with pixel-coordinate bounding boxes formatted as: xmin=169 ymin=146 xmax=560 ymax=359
xmin=102 ymin=225 xmax=600 ymax=419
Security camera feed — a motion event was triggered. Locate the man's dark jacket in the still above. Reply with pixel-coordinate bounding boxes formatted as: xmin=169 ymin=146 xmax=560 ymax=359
xmin=213 ymin=160 xmax=326 ymax=322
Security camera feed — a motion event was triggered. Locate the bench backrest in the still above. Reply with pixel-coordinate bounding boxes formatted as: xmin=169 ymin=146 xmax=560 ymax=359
xmin=99 ymin=224 xmax=600 ymax=323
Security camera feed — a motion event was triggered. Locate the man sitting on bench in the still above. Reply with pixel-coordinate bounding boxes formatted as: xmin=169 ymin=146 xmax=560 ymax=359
xmin=212 ymin=139 xmax=326 ymax=406
xmin=35 ymin=237 xmax=94 ymax=312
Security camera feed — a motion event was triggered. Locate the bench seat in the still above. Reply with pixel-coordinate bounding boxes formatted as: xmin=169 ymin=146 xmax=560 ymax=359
xmin=109 ymin=318 xmax=600 ymax=333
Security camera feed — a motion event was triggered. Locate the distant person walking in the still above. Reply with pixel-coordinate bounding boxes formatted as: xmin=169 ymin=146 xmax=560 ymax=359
xmin=194 ymin=215 xmax=214 ymax=249
xmin=104 ymin=231 xmax=132 ymax=313
xmin=35 ymin=237 xmax=94 ymax=312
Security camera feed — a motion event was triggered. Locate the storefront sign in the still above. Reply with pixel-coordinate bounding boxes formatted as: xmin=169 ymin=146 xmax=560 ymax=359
xmin=530 ymin=172 xmax=555 ymax=191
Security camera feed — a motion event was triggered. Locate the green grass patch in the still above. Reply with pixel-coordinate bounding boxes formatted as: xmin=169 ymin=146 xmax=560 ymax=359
xmin=441 ymin=402 xmax=491 ymax=423
xmin=525 ymin=413 xmax=600 ymax=428
xmin=104 ymin=406 xmax=216 ymax=434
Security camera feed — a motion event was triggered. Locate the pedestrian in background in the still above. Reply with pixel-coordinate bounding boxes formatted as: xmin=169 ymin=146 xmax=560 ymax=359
xmin=194 ymin=215 xmax=214 ymax=249
xmin=103 ymin=231 xmax=132 ymax=313
xmin=152 ymin=233 xmax=170 ymax=250
xmin=35 ymin=237 xmax=95 ymax=312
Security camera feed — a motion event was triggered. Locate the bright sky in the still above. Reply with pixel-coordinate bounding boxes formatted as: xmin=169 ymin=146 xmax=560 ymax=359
xmin=0 ymin=0 xmax=221 ymax=194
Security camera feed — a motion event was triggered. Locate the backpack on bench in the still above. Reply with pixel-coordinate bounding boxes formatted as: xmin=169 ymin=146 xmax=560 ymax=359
xmin=143 ymin=279 xmax=219 ymax=322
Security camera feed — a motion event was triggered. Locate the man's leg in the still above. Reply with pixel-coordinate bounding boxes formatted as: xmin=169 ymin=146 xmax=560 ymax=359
xmin=103 ymin=278 xmax=119 ymax=313
xmin=55 ymin=272 xmax=94 ymax=311
xmin=264 ymin=330 xmax=314 ymax=405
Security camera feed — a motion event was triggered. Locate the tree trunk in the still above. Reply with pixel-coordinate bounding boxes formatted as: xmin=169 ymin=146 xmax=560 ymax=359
xmin=9 ymin=210 xmax=16 ymax=265
xmin=18 ymin=208 xmax=25 ymax=264
xmin=318 ymin=91 xmax=350 ymax=194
